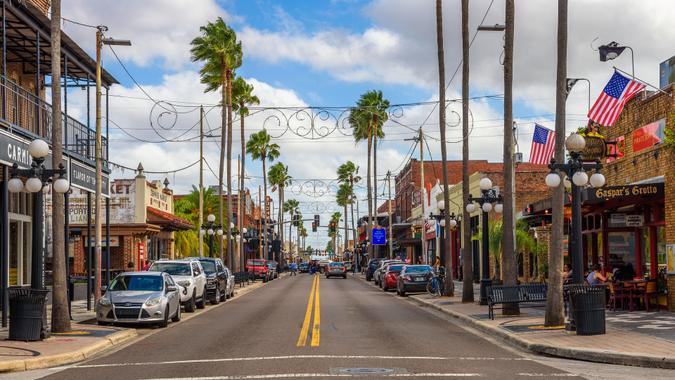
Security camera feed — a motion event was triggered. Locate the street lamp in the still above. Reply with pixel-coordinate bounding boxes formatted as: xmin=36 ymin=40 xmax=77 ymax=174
xmin=467 ymin=177 xmax=503 ymax=305
xmin=8 ymin=139 xmax=70 ymax=290
xmin=429 ymin=199 xmax=460 ymax=270
xmin=545 ymin=133 xmax=605 ymax=284
xmin=201 ymin=213 xmax=222 ymax=257
xmin=598 ymin=41 xmax=634 ymax=76
xmin=566 ymin=78 xmax=591 ymax=112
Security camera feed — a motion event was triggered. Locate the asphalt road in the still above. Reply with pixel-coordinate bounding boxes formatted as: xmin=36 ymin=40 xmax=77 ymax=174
xmin=34 ymin=273 xmax=586 ymax=379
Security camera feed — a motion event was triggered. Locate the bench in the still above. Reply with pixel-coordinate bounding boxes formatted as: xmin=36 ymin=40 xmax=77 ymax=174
xmin=234 ymin=272 xmax=252 ymax=288
xmin=487 ymin=283 xmax=547 ymax=320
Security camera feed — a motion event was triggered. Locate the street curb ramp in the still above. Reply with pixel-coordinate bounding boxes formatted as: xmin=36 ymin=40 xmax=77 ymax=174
xmin=409 ymin=296 xmax=675 ymax=370
xmin=0 ymin=328 xmax=137 ymax=373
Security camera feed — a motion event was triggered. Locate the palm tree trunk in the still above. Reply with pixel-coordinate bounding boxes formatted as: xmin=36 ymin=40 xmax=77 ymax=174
xmin=279 ymin=188 xmax=284 ymax=262
xmin=546 ymin=0 xmax=568 ymax=327
xmin=461 ymin=0 xmax=474 ymax=303
xmin=226 ymin=69 xmax=234 ymax=268
xmin=373 ymin=130 xmax=379 ymax=259
xmin=262 ymin=157 xmax=269 ymax=261
xmin=218 ymin=62 xmax=227 ymax=262
xmin=239 ymin=105 xmax=246 ymax=271
xmin=288 ymin=210 xmax=293 ymax=257
xmin=501 ymin=0 xmax=519 ymax=315
xmin=50 ymin=0 xmax=70 ymax=333
xmin=350 ymin=186 xmax=357 ymax=265
xmin=344 ymin=203 xmax=349 ymax=253
xmin=436 ymin=0 xmax=455 ymax=296
xmin=366 ymin=132 xmax=373 ymax=260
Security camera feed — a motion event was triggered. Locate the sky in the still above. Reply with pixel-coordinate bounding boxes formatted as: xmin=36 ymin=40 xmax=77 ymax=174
xmin=59 ymin=0 xmax=675 ymax=249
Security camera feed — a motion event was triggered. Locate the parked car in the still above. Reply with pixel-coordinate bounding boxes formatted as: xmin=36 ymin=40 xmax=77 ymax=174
xmin=148 ymin=260 xmax=207 ymax=312
xmin=318 ymin=259 xmax=332 ymax=274
xmin=396 ymin=265 xmax=434 ymax=296
xmin=365 ymin=258 xmax=382 ymax=281
xmin=299 ymin=262 xmax=310 ymax=273
xmin=246 ymin=259 xmax=271 ymax=282
xmin=223 ymin=265 xmax=236 ymax=298
xmin=97 ymin=272 xmax=181 ymax=327
xmin=185 ymin=257 xmax=232 ymax=304
xmin=325 ymin=262 xmax=347 ymax=279
xmin=374 ymin=260 xmax=403 ymax=286
xmin=266 ymin=260 xmax=279 ymax=279
xmin=381 ymin=264 xmax=405 ymax=291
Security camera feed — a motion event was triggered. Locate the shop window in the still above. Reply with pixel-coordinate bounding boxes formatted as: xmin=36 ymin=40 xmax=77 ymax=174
xmin=656 ymin=226 xmax=666 ymax=271
xmin=642 ymin=228 xmax=651 ymax=276
xmin=607 ymin=231 xmax=636 ymax=271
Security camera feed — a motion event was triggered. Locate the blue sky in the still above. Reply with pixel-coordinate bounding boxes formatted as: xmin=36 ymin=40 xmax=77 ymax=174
xmin=62 ymin=0 xmax=675 ymax=249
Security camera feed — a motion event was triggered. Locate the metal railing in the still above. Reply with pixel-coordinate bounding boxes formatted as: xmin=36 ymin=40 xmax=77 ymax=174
xmin=0 ymin=76 xmax=106 ymax=162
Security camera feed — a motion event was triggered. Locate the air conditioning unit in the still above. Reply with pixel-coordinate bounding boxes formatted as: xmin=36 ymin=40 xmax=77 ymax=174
xmin=660 ymin=55 xmax=675 ymax=89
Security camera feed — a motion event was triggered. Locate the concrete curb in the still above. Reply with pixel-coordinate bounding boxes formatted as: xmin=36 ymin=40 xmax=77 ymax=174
xmin=408 ymin=295 xmax=675 ymax=370
xmin=0 ymin=328 xmax=137 ymax=373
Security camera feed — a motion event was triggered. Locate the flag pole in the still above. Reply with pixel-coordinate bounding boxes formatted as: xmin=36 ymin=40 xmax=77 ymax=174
xmin=613 ymin=66 xmax=672 ymax=97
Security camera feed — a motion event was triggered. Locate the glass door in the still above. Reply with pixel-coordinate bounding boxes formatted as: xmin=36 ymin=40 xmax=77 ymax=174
xmin=9 ymin=219 xmax=31 ymax=286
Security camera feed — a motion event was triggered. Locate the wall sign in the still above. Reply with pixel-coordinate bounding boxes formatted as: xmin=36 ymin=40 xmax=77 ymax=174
xmin=606 ymin=135 xmax=625 ymax=163
xmin=625 ymin=215 xmax=644 ymax=227
xmin=588 ymin=183 xmax=664 ymax=203
xmin=371 ymin=228 xmax=387 ymax=245
xmin=70 ymin=160 xmax=110 ymax=197
xmin=632 ymin=119 xmax=665 ymax=153
xmin=0 ymin=129 xmax=66 ymax=170
xmin=85 ymin=236 xmax=120 ymax=247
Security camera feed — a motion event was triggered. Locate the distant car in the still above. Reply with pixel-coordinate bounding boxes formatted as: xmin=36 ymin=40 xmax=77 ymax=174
xmin=365 ymin=258 xmax=382 ymax=281
xmin=299 ymin=262 xmax=310 ymax=273
xmin=397 ymin=265 xmax=434 ymax=296
xmin=266 ymin=260 xmax=279 ymax=279
xmin=186 ymin=257 xmax=230 ymax=304
xmin=97 ymin=272 xmax=181 ymax=327
xmin=374 ymin=260 xmax=403 ymax=286
xmin=246 ymin=259 xmax=271 ymax=282
xmin=325 ymin=262 xmax=347 ymax=279
xmin=148 ymin=260 xmax=207 ymax=312
xmin=381 ymin=264 xmax=405 ymax=291
xmin=318 ymin=260 xmax=332 ymax=273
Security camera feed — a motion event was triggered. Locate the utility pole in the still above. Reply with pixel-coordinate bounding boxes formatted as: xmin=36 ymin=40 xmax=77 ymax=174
xmin=237 ymin=155 xmax=242 ymax=271
xmin=387 ymin=171 xmax=393 ymax=259
xmin=258 ymin=185 xmax=263 ymax=259
xmin=419 ymin=128 xmax=426 ymax=264
xmin=461 ymin=0 xmax=474 ymax=302
xmin=199 ymin=106 xmax=204 ymax=258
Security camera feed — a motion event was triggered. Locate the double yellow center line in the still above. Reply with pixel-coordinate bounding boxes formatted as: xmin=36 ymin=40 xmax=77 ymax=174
xmin=296 ymin=274 xmax=320 ymax=347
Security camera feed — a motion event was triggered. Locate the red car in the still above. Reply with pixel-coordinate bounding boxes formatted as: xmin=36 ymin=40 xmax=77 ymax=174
xmin=381 ymin=264 xmax=405 ymax=291
xmin=246 ymin=259 xmax=270 ymax=282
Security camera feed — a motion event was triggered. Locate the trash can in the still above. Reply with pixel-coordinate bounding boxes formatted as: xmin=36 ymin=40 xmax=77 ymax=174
xmin=8 ymin=287 xmax=50 ymax=341
xmin=568 ymin=285 xmax=606 ymax=336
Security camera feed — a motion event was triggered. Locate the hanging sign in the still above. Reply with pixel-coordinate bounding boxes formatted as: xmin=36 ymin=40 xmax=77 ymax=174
xmin=371 ymin=228 xmax=386 ymax=245
xmin=70 ymin=160 xmax=110 ymax=197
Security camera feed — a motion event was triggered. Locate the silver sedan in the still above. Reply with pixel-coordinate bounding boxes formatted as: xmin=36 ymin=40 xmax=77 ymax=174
xmin=96 ymin=272 xmax=181 ymax=327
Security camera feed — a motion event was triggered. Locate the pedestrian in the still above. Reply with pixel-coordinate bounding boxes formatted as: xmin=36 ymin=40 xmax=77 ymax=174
xmin=586 ymin=264 xmax=607 ymax=285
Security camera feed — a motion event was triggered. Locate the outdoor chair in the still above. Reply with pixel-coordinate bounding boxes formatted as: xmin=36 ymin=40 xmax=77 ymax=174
xmin=608 ymin=282 xmax=628 ymax=311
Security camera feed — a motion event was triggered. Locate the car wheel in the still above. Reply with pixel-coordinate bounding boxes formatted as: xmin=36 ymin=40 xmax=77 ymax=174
xmin=196 ymin=288 xmax=207 ymax=309
xmin=172 ymin=303 xmax=181 ymax=322
xmin=399 ymin=287 xmax=406 ymax=297
xmin=97 ymin=320 xmax=109 ymax=326
xmin=382 ymin=283 xmax=388 ymax=291
xmin=343 ymin=275 xmax=347 ymax=279
xmin=222 ymin=287 xmax=229 ymax=300
xmin=185 ymin=291 xmax=196 ymax=312
xmin=263 ymin=277 xmax=267 ymax=283
xmin=158 ymin=306 xmax=169 ymax=328
xmin=212 ymin=288 xmax=221 ymax=305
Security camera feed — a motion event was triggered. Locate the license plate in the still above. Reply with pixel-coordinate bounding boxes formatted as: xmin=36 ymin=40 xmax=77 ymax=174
xmin=415 ymin=277 xmax=425 ymax=281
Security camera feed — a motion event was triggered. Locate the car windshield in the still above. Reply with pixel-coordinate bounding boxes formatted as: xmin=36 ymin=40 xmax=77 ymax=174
xmin=149 ymin=263 xmax=191 ymax=276
xmin=388 ymin=265 xmax=404 ymax=271
xmin=248 ymin=260 xmax=265 ymax=266
xmin=329 ymin=262 xmax=343 ymax=267
xmin=110 ymin=275 xmax=163 ymax=292
xmin=405 ymin=266 xmax=432 ymax=273
xmin=199 ymin=260 xmax=216 ymax=274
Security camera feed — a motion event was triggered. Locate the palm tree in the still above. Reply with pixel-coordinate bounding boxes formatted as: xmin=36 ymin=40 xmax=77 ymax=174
xmin=232 ymin=76 xmax=260 ymax=269
xmin=283 ymin=199 xmax=300 ymax=255
xmin=336 ymin=183 xmax=352 ymax=254
xmin=299 ymin=226 xmax=308 ymax=252
xmin=247 ymin=130 xmax=280 ymax=260
xmin=191 ymin=17 xmax=243 ymax=265
xmin=547 ymin=0 xmax=568 ymax=326
xmin=337 ymin=161 xmax=361 ymax=253
xmin=329 ymin=212 xmax=342 ymax=256
xmin=269 ymin=162 xmax=292 ymax=252
xmin=174 ymin=187 xmax=220 ymax=257
xmin=461 ymin=0 xmax=473 ymax=303
xmin=349 ymin=91 xmax=389 ymax=258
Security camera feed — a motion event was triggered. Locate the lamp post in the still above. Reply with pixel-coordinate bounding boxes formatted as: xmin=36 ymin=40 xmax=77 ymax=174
xmin=428 ymin=199 xmax=460 ymax=269
xmin=8 ymin=139 xmax=70 ymax=290
xmin=200 ymin=214 xmax=222 ymax=257
xmin=598 ymin=41 xmax=634 ymax=77
xmin=545 ymin=133 xmax=605 ymax=284
xmin=467 ymin=177 xmax=503 ymax=305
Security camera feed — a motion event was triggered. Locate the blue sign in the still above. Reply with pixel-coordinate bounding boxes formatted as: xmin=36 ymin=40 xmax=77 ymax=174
xmin=371 ymin=228 xmax=386 ymax=245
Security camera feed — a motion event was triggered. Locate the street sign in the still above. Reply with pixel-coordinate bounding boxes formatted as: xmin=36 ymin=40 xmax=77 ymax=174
xmin=371 ymin=228 xmax=386 ymax=245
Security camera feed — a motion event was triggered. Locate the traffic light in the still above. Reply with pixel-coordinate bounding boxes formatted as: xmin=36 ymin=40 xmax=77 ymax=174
xmin=314 ymin=214 xmax=320 ymax=226
xmin=312 ymin=221 xmax=317 ymax=232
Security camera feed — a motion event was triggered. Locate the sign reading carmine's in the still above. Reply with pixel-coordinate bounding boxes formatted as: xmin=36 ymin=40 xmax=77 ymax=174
xmin=587 ymin=183 xmax=664 ymax=202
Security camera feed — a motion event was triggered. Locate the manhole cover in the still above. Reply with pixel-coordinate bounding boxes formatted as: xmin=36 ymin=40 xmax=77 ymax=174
xmin=338 ymin=368 xmax=395 ymax=374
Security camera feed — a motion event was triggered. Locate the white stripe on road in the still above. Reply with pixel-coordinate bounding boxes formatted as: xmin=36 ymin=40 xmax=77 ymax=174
xmin=69 ymin=355 xmax=530 ymax=369
xmin=517 ymin=374 xmax=578 ymax=377
xmin=141 ymin=374 xmax=482 ymax=379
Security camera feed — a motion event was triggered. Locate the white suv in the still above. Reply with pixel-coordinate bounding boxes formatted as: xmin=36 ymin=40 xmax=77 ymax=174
xmin=148 ymin=260 xmax=207 ymax=312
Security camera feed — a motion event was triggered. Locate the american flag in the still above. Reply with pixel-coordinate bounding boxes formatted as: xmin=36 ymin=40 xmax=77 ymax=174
xmin=588 ymin=71 xmax=645 ymax=127
xmin=529 ymin=124 xmax=555 ymax=165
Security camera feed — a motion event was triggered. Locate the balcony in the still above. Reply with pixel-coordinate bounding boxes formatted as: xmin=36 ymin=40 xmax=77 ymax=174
xmin=0 ymin=76 xmax=105 ymax=163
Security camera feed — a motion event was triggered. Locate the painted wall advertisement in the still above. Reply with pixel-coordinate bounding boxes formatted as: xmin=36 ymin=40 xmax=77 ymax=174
xmin=68 ymin=180 xmax=136 ymax=224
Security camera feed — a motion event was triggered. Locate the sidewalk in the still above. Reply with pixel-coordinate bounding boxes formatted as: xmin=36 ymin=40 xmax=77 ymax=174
xmin=407 ymin=281 xmax=675 ymax=369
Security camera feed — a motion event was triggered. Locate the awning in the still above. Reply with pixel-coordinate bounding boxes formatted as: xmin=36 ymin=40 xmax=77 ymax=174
xmin=147 ymin=207 xmax=194 ymax=231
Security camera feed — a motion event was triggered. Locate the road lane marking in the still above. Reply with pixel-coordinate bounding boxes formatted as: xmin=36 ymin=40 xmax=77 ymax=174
xmin=141 ymin=374 xmax=482 ymax=379
xmin=68 ymin=356 xmax=530 ymax=369
xmin=310 ymin=275 xmax=320 ymax=347
xmin=296 ymin=275 xmax=318 ymax=347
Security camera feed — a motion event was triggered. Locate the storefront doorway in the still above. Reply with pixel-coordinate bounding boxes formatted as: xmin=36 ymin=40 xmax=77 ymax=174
xmin=8 ymin=192 xmax=32 ymax=286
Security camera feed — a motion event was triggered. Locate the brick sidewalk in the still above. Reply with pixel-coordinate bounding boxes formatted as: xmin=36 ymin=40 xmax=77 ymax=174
xmin=408 ymin=286 xmax=675 ymax=369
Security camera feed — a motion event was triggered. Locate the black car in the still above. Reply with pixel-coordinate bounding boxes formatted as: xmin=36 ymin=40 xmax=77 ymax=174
xmin=299 ymin=262 xmax=309 ymax=273
xmin=365 ymin=258 xmax=382 ymax=281
xmin=396 ymin=265 xmax=433 ymax=296
xmin=188 ymin=257 xmax=228 ymax=304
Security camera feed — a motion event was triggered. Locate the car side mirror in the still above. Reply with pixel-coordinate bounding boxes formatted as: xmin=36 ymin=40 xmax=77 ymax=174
xmin=166 ymin=285 xmax=177 ymax=293
xmin=100 ymin=285 xmax=107 ymax=293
